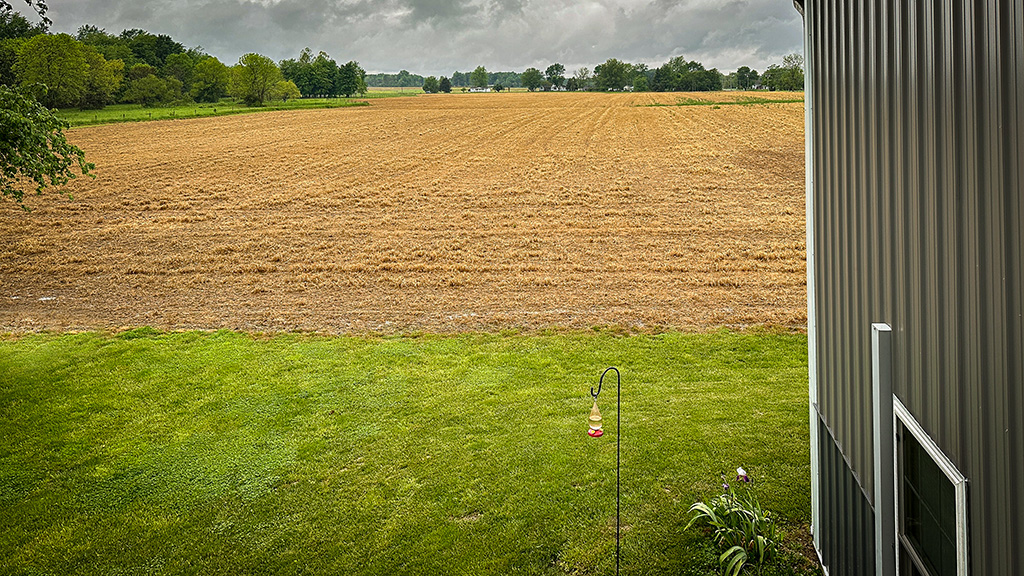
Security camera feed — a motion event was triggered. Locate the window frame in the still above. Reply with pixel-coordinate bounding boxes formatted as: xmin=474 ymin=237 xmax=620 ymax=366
xmin=893 ymin=395 xmax=969 ymax=576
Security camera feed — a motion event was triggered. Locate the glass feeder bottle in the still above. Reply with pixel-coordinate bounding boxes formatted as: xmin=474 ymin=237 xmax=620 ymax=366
xmin=588 ymin=400 xmax=604 ymax=437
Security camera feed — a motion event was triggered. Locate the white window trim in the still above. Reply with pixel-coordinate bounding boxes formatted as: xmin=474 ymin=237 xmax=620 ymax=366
xmin=893 ymin=395 xmax=969 ymax=576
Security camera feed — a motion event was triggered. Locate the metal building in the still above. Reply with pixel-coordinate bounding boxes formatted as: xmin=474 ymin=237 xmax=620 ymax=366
xmin=795 ymin=1 xmax=1023 ymax=574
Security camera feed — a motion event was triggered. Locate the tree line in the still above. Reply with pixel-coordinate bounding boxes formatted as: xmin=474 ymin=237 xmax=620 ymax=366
xmin=2 ymin=9 xmax=802 ymax=110
xmin=0 ymin=11 xmax=366 ymax=109
xmin=418 ymin=56 xmax=803 ymax=94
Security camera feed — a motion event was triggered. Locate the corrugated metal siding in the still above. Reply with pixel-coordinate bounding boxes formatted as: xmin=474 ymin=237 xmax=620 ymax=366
xmin=818 ymin=419 xmax=875 ymax=576
xmin=804 ymin=0 xmax=1024 ymax=573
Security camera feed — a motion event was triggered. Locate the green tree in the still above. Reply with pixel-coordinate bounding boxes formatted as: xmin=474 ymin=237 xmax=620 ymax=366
xmin=79 ymin=45 xmax=122 ymax=109
xmin=231 ymin=52 xmax=280 ymax=106
xmin=0 ymin=10 xmax=45 ymax=41
xmin=125 ymin=31 xmax=183 ymax=68
xmin=162 ymin=52 xmax=195 ymax=91
xmin=122 ymin=74 xmax=172 ymax=107
xmin=76 ymin=24 xmax=134 ymax=65
xmin=632 ymin=75 xmax=648 ymax=92
xmin=470 ymin=65 xmax=488 ymax=89
xmin=0 ymin=37 xmax=23 ymax=85
xmin=438 ymin=76 xmax=451 ymax=93
xmin=595 ymin=58 xmax=630 ymax=91
xmin=1 ymin=84 xmax=92 ymax=209
xmin=190 ymin=56 xmax=229 ymax=102
xmin=544 ymin=63 xmax=565 ymax=88
xmin=14 ymin=33 xmax=88 ymax=108
xmin=126 ymin=62 xmax=156 ymax=82
xmin=521 ymin=67 xmax=542 ymax=91
xmin=422 ymin=75 xmax=439 ymax=93
xmin=0 ymin=1 xmax=50 ymax=27
xmin=762 ymin=54 xmax=803 ymax=91
xmin=310 ymin=51 xmax=337 ymax=96
xmin=271 ymin=79 xmax=300 ymax=102
xmin=573 ymin=67 xmax=591 ymax=91
xmin=735 ymin=66 xmax=757 ymax=90
xmin=492 ymin=82 xmax=504 ymax=92
xmin=335 ymin=60 xmax=366 ymax=97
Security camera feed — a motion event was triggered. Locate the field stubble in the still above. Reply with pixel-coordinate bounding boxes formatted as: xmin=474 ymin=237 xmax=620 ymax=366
xmin=0 ymin=91 xmax=806 ymax=333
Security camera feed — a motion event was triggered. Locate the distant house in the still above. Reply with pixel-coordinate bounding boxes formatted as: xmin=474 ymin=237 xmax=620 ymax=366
xmin=796 ymin=1 xmax=1023 ymax=575
xmin=468 ymin=87 xmax=489 ymax=93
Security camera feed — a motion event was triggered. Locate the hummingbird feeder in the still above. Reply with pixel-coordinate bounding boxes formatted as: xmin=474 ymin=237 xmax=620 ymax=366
xmin=588 ymin=366 xmax=621 ymax=575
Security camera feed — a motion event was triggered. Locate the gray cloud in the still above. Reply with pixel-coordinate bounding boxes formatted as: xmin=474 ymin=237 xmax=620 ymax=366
xmin=32 ymin=0 xmax=802 ymax=75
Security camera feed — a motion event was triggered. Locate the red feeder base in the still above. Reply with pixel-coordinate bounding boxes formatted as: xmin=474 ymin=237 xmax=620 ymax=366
xmin=588 ymin=429 xmax=604 ymax=437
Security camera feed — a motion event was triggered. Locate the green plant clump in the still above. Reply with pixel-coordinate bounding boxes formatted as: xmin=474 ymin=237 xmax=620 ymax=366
xmin=688 ymin=467 xmax=779 ymax=575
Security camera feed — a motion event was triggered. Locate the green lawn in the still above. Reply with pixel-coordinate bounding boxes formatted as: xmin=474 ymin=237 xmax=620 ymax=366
xmin=54 ymin=93 xmax=415 ymax=127
xmin=0 ymin=329 xmax=816 ymax=575
xmin=646 ymin=95 xmax=805 ymax=108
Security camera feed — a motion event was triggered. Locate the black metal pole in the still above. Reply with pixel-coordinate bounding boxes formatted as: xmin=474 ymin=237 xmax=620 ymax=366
xmin=592 ymin=367 xmax=621 ymax=576
xmin=615 ymin=367 xmax=620 ymax=576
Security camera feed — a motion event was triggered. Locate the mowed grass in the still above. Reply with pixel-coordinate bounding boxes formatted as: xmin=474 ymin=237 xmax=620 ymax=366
xmin=0 ymin=330 xmax=815 ymax=575
xmin=54 ymin=95 xmax=406 ymax=127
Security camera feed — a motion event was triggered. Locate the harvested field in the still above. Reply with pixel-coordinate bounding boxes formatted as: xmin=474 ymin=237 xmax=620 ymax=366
xmin=0 ymin=91 xmax=806 ymax=333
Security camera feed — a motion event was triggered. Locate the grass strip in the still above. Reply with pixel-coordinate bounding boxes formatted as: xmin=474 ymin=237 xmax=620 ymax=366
xmin=646 ymin=96 xmax=805 ymax=107
xmin=0 ymin=329 xmax=815 ymax=575
xmin=59 ymin=99 xmax=372 ymax=128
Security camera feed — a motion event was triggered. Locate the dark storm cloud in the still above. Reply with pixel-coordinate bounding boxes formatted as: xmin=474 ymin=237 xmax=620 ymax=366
xmin=33 ymin=0 xmax=802 ymax=75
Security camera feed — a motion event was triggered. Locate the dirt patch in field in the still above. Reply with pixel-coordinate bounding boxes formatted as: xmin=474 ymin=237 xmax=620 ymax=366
xmin=0 ymin=91 xmax=806 ymax=334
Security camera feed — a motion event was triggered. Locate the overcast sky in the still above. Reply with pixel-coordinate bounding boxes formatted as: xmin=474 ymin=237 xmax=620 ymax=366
xmin=20 ymin=0 xmax=803 ymax=76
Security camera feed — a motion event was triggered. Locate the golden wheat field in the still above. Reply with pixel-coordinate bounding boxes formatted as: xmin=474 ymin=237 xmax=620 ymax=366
xmin=0 ymin=91 xmax=806 ymax=333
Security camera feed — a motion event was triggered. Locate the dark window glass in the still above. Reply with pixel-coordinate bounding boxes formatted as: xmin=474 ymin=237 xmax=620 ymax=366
xmin=900 ymin=423 xmax=958 ymax=576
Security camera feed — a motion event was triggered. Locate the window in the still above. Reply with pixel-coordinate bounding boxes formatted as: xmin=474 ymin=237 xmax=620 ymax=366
xmin=894 ymin=397 xmax=969 ymax=576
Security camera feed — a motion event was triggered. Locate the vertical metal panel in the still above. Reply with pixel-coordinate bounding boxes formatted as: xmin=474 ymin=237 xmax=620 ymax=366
xmin=818 ymin=419 xmax=875 ymax=576
xmin=804 ymin=0 xmax=1024 ymax=573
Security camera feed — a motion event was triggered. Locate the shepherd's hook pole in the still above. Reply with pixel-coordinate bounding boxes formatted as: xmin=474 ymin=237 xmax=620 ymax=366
xmin=591 ymin=366 xmax=621 ymax=576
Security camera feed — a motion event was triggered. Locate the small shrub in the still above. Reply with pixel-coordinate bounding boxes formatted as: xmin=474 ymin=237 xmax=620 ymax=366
xmin=688 ymin=467 xmax=778 ymax=575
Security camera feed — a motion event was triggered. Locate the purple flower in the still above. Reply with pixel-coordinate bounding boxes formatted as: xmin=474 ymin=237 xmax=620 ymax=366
xmin=722 ymin=482 xmax=730 ymax=492
xmin=736 ymin=467 xmax=750 ymax=483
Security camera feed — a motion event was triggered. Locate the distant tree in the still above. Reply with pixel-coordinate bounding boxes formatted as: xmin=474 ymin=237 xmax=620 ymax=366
xmin=126 ymin=62 xmax=156 ymax=82
xmin=492 ymin=82 xmax=503 ymax=92
xmin=470 ymin=65 xmax=488 ymax=89
xmin=735 ymin=66 xmax=754 ymax=89
xmin=14 ymin=33 xmax=87 ymax=108
xmin=126 ymin=31 xmax=183 ymax=68
xmin=632 ymin=75 xmax=648 ymax=92
xmin=309 ymin=51 xmax=337 ymax=96
xmin=488 ymin=71 xmax=521 ymax=88
xmin=79 ymin=45 xmax=122 ymax=109
xmin=335 ymin=60 xmax=366 ymax=97
xmin=573 ymin=67 xmax=591 ymax=91
xmin=521 ymin=67 xmax=542 ymax=91
xmin=231 ymin=52 xmax=280 ymax=106
xmin=122 ymin=74 xmax=172 ymax=106
xmin=422 ymin=75 xmax=439 ymax=93
xmin=651 ymin=56 xmax=722 ymax=92
xmin=438 ymin=75 xmax=451 ymax=93
xmin=0 ymin=0 xmax=47 ymax=21
xmin=162 ymin=52 xmax=194 ymax=91
xmin=1 ymin=84 xmax=92 ymax=209
xmin=190 ymin=56 xmax=229 ymax=102
xmin=595 ymin=58 xmax=631 ymax=91
xmin=565 ymin=77 xmax=578 ymax=91
xmin=450 ymin=70 xmax=468 ymax=87
xmin=271 ymin=79 xmax=300 ymax=102
xmin=762 ymin=54 xmax=803 ymax=91
xmin=0 ymin=10 xmax=45 ymax=41
xmin=544 ymin=63 xmax=565 ymax=88
xmin=76 ymin=24 xmax=133 ymax=65
xmin=0 ymin=37 xmax=24 ymax=85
